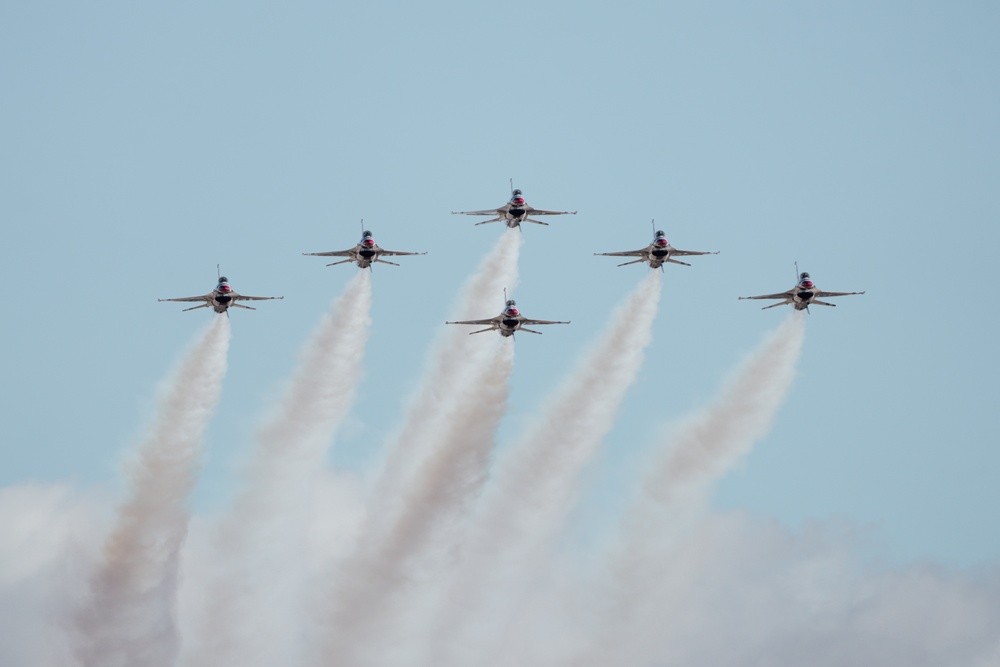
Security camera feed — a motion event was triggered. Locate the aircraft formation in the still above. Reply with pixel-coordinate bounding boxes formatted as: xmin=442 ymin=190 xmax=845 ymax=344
xmin=159 ymin=182 xmax=865 ymax=325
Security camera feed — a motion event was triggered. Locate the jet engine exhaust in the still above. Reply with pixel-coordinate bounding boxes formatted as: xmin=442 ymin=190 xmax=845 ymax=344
xmin=421 ymin=269 xmax=662 ymax=667
xmin=573 ymin=312 xmax=806 ymax=666
xmin=73 ymin=315 xmax=231 ymax=667
xmin=305 ymin=231 xmax=522 ymax=666
xmin=181 ymin=270 xmax=374 ymax=667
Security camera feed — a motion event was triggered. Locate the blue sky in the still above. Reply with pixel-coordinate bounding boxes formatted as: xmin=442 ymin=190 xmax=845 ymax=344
xmin=3 ymin=0 xmax=999 ymax=575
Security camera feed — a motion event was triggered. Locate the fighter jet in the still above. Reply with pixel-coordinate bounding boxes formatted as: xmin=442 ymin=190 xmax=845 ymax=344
xmin=303 ymin=223 xmax=426 ymax=269
xmin=451 ymin=180 xmax=576 ymax=229
xmin=595 ymin=223 xmax=719 ymax=269
xmin=159 ymin=272 xmax=283 ymax=314
xmin=446 ymin=292 xmax=570 ymax=336
xmin=739 ymin=265 xmax=865 ymax=311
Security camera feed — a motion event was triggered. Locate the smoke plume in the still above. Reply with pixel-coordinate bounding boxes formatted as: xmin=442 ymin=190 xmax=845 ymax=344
xmin=424 ymin=270 xmax=662 ymax=666
xmin=182 ymin=271 xmax=373 ymax=667
xmin=74 ymin=315 xmax=231 ymax=667
xmin=576 ymin=313 xmax=806 ymax=665
xmin=306 ymin=231 xmax=521 ymax=666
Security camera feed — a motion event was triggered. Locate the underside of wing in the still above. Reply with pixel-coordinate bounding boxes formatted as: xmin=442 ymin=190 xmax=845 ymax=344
xmin=739 ymin=291 xmax=794 ymax=301
xmin=521 ymin=318 xmax=570 ymax=326
xmin=595 ymin=249 xmax=646 ymax=257
xmin=816 ymin=290 xmax=865 ymax=297
xmin=670 ymin=249 xmax=720 ymax=256
xmin=380 ymin=250 xmax=427 ymax=257
xmin=451 ymin=208 xmax=503 ymax=216
xmin=158 ymin=294 xmax=211 ymax=303
xmin=233 ymin=293 xmax=284 ymax=301
xmin=446 ymin=317 xmax=499 ymax=326
xmin=302 ymin=249 xmax=355 ymax=257
xmin=525 ymin=207 xmax=577 ymax=215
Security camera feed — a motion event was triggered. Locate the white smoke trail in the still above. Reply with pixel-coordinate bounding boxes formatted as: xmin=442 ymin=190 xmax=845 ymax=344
xmin=572 ymin=313 xmax=806 ymax=666
xmin=376 ymin=229 xmax=522 ymax=494
xmin=181 ymin=270 xmax=372 ymax=667
xmin=312 ymin=342 xmax=516 ymax=666
xmin=73 ymin=315 xmax=231 ymax=667
xmin=425 ymin=270 xmax=662 ymax=667
xmin=305 ymin=232 xmax=521 ymax=666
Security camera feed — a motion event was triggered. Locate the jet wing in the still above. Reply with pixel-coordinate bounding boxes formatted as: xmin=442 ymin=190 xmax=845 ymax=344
xmin=594 ymin=249 xmax=647 ymax=257
xmin=524 ymin=206 xmax=577 ymax=215
xmin=816 ymin=290 xmax=865 ymax=297
xmin=445 ymin=316 xmax=501 ymax=326
xmin=232 ymin=293 xmax=284 ymax=302
xmin=520 ymin=317 xmax=570 ymax=325
xmin=379 ymin=249 xmax=427 ymax=257
xmin=670 ymin=249 xmax=720 ymax=257
xmin=302 ymin=248 xmax=356 ymax=257
xmin=451 ymin=207 xmax=504 ymax=216
xmin=158 ymin=293 xmax=212 ymax=303
xmin=738 ymin=291 xmax=794 ymax=301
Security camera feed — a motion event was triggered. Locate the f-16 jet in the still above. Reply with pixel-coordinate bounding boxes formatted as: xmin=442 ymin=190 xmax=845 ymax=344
xmin=446 ymin=292 xmax=569 ymax=337
xmin=595 ymin=224 xmax=719 ymax=269
xmin=451 ymin=181 xmax=576 ymax=229
xmin=303 ymin=224 xmax=426 ymax=269
xmin=159 ymin=273 xmax=283 ymax=314
xmin=739 ymin=265 xmax=865 ymax=311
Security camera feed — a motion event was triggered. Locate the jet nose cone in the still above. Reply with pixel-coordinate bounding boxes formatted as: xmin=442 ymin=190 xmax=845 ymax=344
xmin=801 ymin=280 xmax=813 ymax=288
xmin=512 ymin=197 xmax=525 ymax=205
xmin=654 ymin=238 xmax=668 ymax=246
xmin=363 ymin=239 xmax=375 ymax=247
xmin=507 ymin=308 xmax=519 ymax=316
xmin=220 ymin=285 xmax=232 ymax=292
